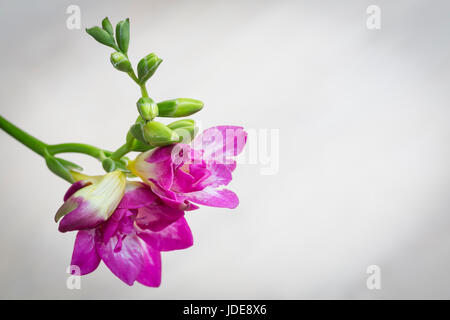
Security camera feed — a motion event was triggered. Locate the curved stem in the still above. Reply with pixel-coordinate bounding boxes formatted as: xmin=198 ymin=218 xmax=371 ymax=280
xmin=110 ymin=143 xmax=130 ymax=161
xmin=0 ymin=115 xmax=48 ymax=156
xmin=47 ymin=143 xmax=111 ymax=160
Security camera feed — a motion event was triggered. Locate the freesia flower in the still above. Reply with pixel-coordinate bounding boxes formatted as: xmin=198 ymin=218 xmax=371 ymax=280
xmin=128 ymin=126 xmax=247 ymax=210
xmin=63 ymin=180 xmax=193 ymax=286
xmin=55 ymin=171 xmax=126 ymax=232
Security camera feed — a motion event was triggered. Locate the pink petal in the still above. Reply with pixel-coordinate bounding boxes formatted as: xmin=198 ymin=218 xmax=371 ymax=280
xmin=96 ymin=233 xmax=160 ymax=286
xmin=101 ymin=208 xmax=128 ymax=243
xmin=197 ymin=162 xmax=232 ymax=188
xmin=58 ymin=198 xmax=106 ymax=233
xmin=138 ymin=217 xmax=193 ymax=252
xmin=184 ymin=187 xmax=239 ymax=208
xmin=63 ymin=180 xmax=91 ymax=201
xmin=142 ymin=147 xmax=175 ymax=189
xmin=118 ymin=182 xmax=157 ymax=209
xmin=135 ymin=201 xmax=185 ymax=232
xmin=192 ymin=126 xmax=247 ymax=163
xmin=70 ymin=229 xmax=101 ymax=275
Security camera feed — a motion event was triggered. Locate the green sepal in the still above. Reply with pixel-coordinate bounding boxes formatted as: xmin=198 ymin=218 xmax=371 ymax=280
xmin=54 ymin=158 xmax=83 ymax=172
xmin=157 ymin=98 xmax=204 ymax=117
xmin=137 ymin=53 xmax=162 ymax=84
xmin=115 ymin=18 xmax=130 ymax=53
xmin=101 ymin=17 xmax=114 ymax=36
xmin=85 ymin=26 xmax=117 ymax=50
xmin=45 ymin=154 xmax=75 ymax=183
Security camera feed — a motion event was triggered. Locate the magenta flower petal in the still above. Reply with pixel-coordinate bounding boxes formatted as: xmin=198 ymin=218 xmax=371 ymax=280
xmin=71 ymin=229 xmax=101 ymax=275
xmin=193 ymin=126 xmax=247 ymax=162
xmin=132 ymin=147 xmax=174 ymax=189
xmin=63 ymin=180 xmax=91 ymax=201
xmin=136 ymin=201 xmax=185 ymax=232
xmin=96 ymin=233 xmax=160 ymax=286
xmin=58 ymin=198 xmax=106 ymax=232
xmin=197 ymin=162 xmax=233 ymax=188
xmin=138 ymin=217 xmax=193 ymax=252
xmin=136 ymin=244 xmax=162 ymax=287
xmin=184 ymin=187 xmax=239 ymax=208
xmin=118 ymin=182 xmax=157 ymax=209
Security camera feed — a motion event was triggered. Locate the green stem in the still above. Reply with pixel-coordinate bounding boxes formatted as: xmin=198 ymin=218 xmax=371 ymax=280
xmin=110 ymin=143 xmax=130 ymax=161
xmin=0 ymin=115 xmax=48 ymax=156
xmin=0 ymin=115 xmax=111 ymax=161
xmin=47 ymin=143 xmax=111 ymax=160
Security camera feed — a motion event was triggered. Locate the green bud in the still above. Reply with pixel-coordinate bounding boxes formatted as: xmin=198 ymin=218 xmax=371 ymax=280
xmin=115 ymin=18 xmax=130 ymax=53
xmin=102 ymin=158 xmax=116 ymax=172
xmin=157 ymin=98 xmax=204 ymax=117
xmin=143 ymin=121 xmax=179 ymax=147
xmin=137 ymin=53 xmax=163 ymax=84
xmin=86 ymin=26 xmax=117 ymax=49
xmin=110 ymin=52 xmax=133 ymax=72
xmin=102 ymin=17 xmax=114 ymax=36
xmin=167 ymin=119 xmax=197 ymax=143
xmin=137 ymin=97 xmax=158 ymax=121
xmin=45 ymin=155 xmax=74 ymax=183
xmin=129 ymin=121 xmax=148 ymax=145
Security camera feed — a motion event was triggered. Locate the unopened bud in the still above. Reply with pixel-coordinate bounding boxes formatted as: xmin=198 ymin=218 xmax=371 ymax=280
xmin=157 ymin=98 xmax=203 ymax=117
xmin=137 ymin=53 xmax=162 ymax=84
xmin=137 ymin=97 xmax=158 ymax=121
xmin=143 ymin=121 xmax=179 ymax=147
xmin=167 ymin=119 xmax=197 ymax=143
xmin=102 ymin=158 xmax=116 ymax=172
xmin=110 ymin=52 xmax=133 ymax=73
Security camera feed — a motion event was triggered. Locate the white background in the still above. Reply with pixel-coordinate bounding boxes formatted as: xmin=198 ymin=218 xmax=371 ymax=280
xmin=1 ymin=0 xmax=450 ymax=299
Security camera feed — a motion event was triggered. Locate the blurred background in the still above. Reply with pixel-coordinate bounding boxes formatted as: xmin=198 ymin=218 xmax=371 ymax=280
xmin=0 ymin=0 xmax=449 ymax=299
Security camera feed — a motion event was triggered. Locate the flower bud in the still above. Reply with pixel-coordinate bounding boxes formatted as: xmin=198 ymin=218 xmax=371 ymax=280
xmin=101 ymin=17 xmax=114 ymax=36
xmin=86 ymin=26 xmax=117 ymax=49
xmin=102 ymin=158 xmax=116 ymax=172
xmin=137 ymin=97 xmax=158 ymax=121
xmin=110 ymin=52 xmax=133 ymax=73
xmin=137 ymin=53 xmax=162 ymax=84
xmin=157 ymin=98 xmax=204 ymax=117
xmin=55 ymin=171 xmax=126 ymax=232
xmin=167 ymin=119 xmax=197 ymax=143
xmin=143 ymin=121 xmax=180 ymax=147
xmin=115 ymin=18 xmax=130 ymax=53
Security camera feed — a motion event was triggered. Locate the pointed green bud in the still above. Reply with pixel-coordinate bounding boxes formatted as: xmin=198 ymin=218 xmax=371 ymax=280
xmin=137 ymin=97 xmax=158 ymax=121
xmin=143 ymin=121 xmax=179 ymax=147
xmin=157 ymin=98 xmax=204 ymax=117
xmin=110 ymin=52 xmax=133 ymax=72
xmin=86 ymin=26 xmax=117 ymax=49
xmin=137 ymin=53 xmax=162 ymax=84
xmin=129 ymin=121 xmax=148 ymax=145
xmin=45 ymin=155 xmax=75 ymax=183
xmin=115 ymin=18 xmax=130 ymax=53
xmin=102 ymin=158 xmax=116 ymax=172
xmin=167 ymin=119 xmax=197 ymax=143
xmin=102 ymin=17 xmax=114 ymax=36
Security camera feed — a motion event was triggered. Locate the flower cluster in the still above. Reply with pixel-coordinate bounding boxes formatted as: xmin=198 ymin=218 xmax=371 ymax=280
xmin=55 ymin=126 xmax=247 ymax=286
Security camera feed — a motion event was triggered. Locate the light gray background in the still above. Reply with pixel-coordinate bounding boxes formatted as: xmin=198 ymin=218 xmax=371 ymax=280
xmin=0 ymin=0 xmax=449 ymax=299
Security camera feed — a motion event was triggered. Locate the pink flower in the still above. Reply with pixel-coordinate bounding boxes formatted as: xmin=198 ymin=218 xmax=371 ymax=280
xmin=128 ymin=126 xmax=247 ymax=210
xmin=61 ymin=180 xmax=193 ymax=287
